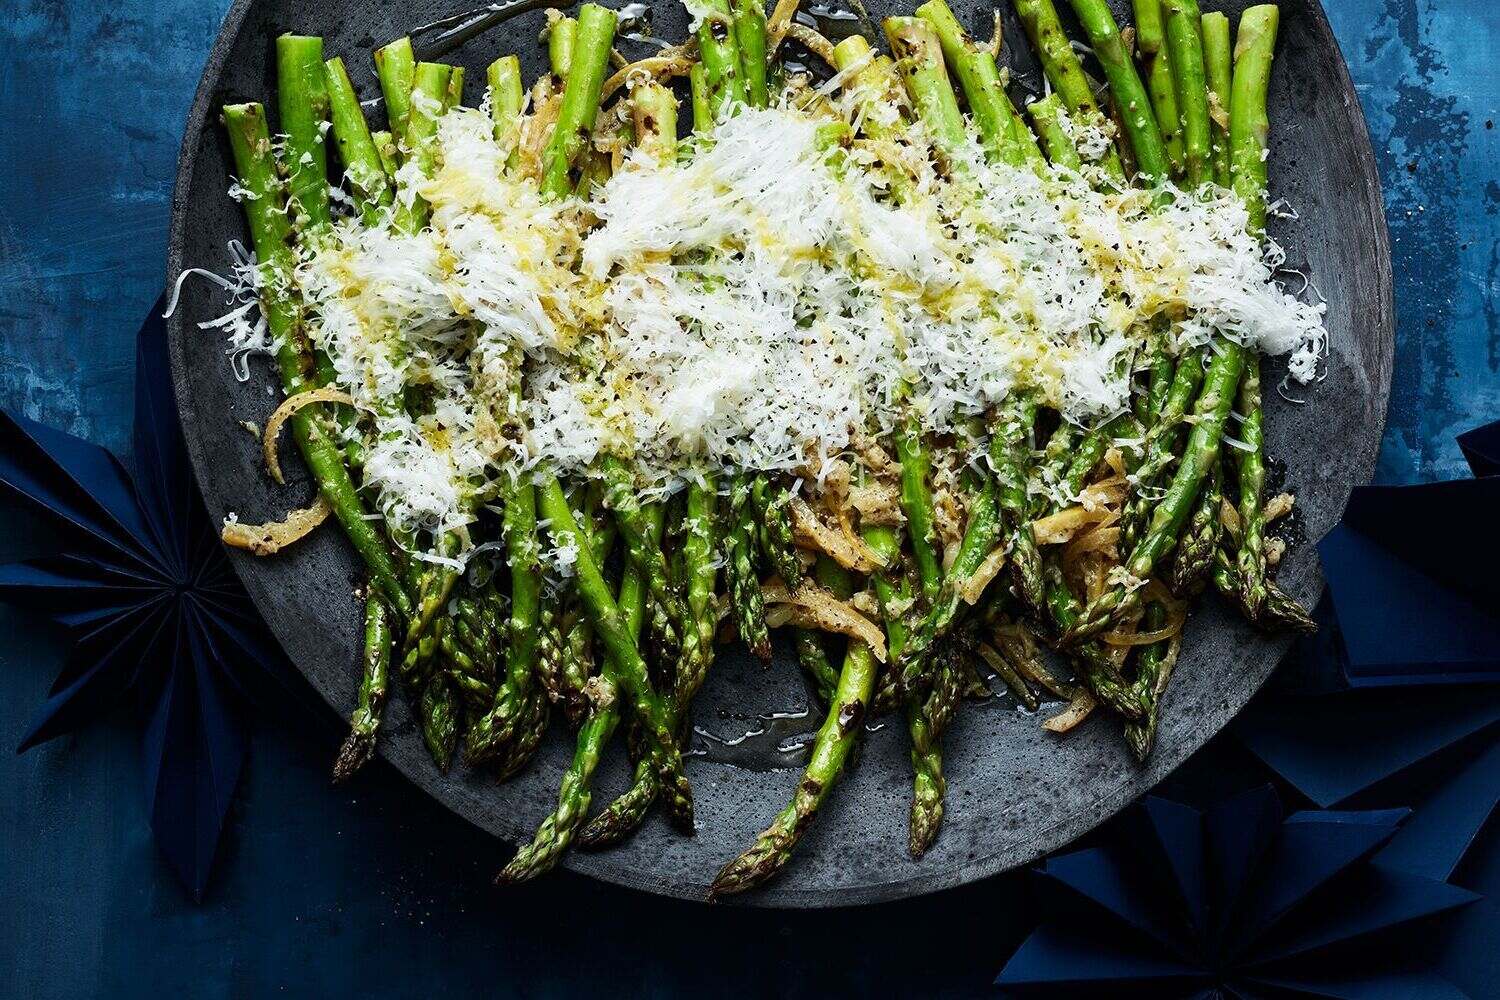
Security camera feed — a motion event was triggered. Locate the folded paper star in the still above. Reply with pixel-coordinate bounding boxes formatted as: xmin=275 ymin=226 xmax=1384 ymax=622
xmin=1312 ymin=419 xmax=1500 ymax=688
xmin=996 ymin=786 xmax=1478 ymax=998
xmin=1233 ymin=420 xmax=1500 ymax=813
xmin=0 ymin=301 xmax=290 ymax=900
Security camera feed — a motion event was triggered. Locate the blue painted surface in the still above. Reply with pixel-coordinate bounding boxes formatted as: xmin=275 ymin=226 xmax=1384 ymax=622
xmin=0 ymin=1 xmax=1495 ymax=996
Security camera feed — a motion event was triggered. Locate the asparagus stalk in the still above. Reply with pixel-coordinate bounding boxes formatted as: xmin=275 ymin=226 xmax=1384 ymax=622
xmin=488 ymin=55 xmax=525 ymax=147
xmin=1122 ymin=600 xmax=1170 ymax=760
xmin=1067 ymin=338 xmax=1245 ymax=642
xmin=1229 ymin=4 xmax=1279 ymax=236
xmin=1201 ymin=11 xmax=1234 ymax=187
xmin=599 ymin=457 xmax=687 ymax=656
xmin=575 ymin=85 xmax=718 ymax=848
xmin=1167 ymin=458 xmax=1223 ymax=594
xmin=1066 ymin=0 xmax=1172 ymax=185
xmin=373 ymin=37 xmax=416 ymax=144
xmin=333 ymin=594 xmax=393 ymax=781
xmin=1145 ymin=40 xmax=1186 ymax=178
xmin=885 ymin=17 xmax=968 ymax=168
xmin=536 ymin=473 xmax=696 ymax=831
xmin=727 ymin=473 xmax=771 ymax=659
xmin=391 ymin=61 xmax=452 ymax=233
xmin=1014 ymin=0 xmax=1125 ymax=178
xmin=1120 ymin=349 xmax=1206 ymax=552
xmin=540 ymin=4 xmax=618 ymax=199
xmin=498 ymin=504 xmax=656 ymax=883
xmin=465 ymin=471 xmax=543 ymax=764
xmin=916 ymin=0 xmax=1026 ymax=165
xmin=549 ymin=13 xmax=578 ymax=79
xmin=696 ymin=0 xmax=747 ymax=118
xmin=991 ymin=395 xmax=1046 ymax=614
xmin=1133 ymin=0 xmax=1165 ymax=56
xmin=1028 ymin=93 xmax=1084 ymax=172
xmin=710 ymin=522 xmax=902 ymax=896
xmin=221 ymin=103 xmax=412 ymax=621
xmin=324 ymin=56 xmax=396 ymax=224
xmin=733 ymin=0 xmax=769 ymax=109
xmin=1163 ymin=0 xmax=1212 ymax=188
xmin=276 ymin=35 xmax=334 ymax=234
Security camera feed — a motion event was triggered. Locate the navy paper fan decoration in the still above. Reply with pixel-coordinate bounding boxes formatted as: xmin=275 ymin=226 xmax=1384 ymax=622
xmin=0 ymin=301 xmax=288 ymax=900
xmin=1306 ymin=419 xmax=1500 ymax=689
xmin=996 ymin=786 xmax=1479 ymax=998
xmin=1233 ymin=420 xmax=1500 ymax=809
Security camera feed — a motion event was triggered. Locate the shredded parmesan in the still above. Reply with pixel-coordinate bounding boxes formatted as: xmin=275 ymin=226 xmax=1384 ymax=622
xmin=201 ymin=86 xmax=1327 ymax=569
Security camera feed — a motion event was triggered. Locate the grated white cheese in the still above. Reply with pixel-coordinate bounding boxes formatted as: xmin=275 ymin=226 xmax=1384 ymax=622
xmin=206 ymin=87 xmax=1328 ymax=559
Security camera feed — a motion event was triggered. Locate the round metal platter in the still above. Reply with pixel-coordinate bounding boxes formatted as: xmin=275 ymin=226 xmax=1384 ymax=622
xmin=167 ymin=0 xmax=1393 ymax=906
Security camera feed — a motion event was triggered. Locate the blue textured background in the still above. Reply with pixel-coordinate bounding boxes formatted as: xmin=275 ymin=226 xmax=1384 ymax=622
xmin=0 ymin=0 xmax=1495 ymax=995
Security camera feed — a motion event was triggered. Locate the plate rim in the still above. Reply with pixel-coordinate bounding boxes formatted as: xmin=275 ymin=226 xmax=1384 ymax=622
xmin=166 ymin=0 xmax=1394 ymax=907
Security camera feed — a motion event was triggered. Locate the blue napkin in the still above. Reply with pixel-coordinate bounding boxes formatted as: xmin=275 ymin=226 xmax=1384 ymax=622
xmin=1314 ymin=419 xmax=1500 ymax=687
xmin=0 ymin=301 xmax=291 ymax=900
xmin=996 ymin=787 xmax=1478 ymax=998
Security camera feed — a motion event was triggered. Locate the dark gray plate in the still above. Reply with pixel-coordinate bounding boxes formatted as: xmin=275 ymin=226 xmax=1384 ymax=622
xmin=166 ymin=0 xmax=1393 ymax=906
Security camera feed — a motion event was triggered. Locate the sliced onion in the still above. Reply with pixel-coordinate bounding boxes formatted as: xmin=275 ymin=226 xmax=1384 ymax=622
xmin=1265 ymin=492 xmax=1296 ymax=523
xmin=1064 ymin=524 xmax=1120 ymax=566
xmin=789 ymin=498 xmax=886 ymax=573
xmin=1032 ymin=505 xmax=1107 ymax=545
xmin=262 ymin=387 xmax=356 ymax=485
xmin=994 ymin=626 xmax=1074 ymax=700
xmin=761 ymin=576 xmax=888 ymax=663
xmin=783 ymin=23 xmax=838 ymax=64
xmin=959 ymin=544 xmax=1007 ymax=605
xmin=221 ymin=497 xmax=332 ymax=555
xmin=1043 ymin=690 xmax=1096 ymax=733
xmin=766 ymin=0 xmax=806 ymax=51
xmin=602 ymin=53 xmax=697 ymax=100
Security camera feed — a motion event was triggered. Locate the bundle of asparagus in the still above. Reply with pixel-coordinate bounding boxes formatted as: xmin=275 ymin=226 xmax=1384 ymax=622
xmin=208 ymin=0 xmax=1321 ymax=897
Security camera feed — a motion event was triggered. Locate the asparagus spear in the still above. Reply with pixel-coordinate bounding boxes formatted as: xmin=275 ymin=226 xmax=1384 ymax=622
xmin=1201 ymin=11 xmax=1234 ymax=187
xmin=992 ymin=395 xmax=1046 ymax=615
xmin=1144 ymin=36 xmax=1186 ymax=179
xmin=324 ymin=56 xmax=396 ymax=224
xmin=1227 ymin=6 xmax=1281 ymax=621
xmin=276 ymin=35 xmax=334 ymax=235
xmin=498 ymin=504 xmax=656 ymax=883
xmin=733 ymin=0 xmax=769 ymax=109
xmin=536 ymin=472 xmax=696 ymax=831
xmin=1167 ymin=458 xmax=1223 ymax=594
xmin=575 ymin=82 xmax=724 ymax=848
xmin=1122 ymin=599 xmax=1171 ymax=760
xmin=1133 ymin=0 xmax=1165 ymax=56
xmin=221 ymin=103 xmax=413 ymax=622
xmin=599 ymin=457 xmax=687 ymax=655
xmin=540 ymin=4 xmax=617 ymax=199
xmin=1120 ymin=350 xmax=1205 ymax=552
xmin=1014 ymin=0 xmax=1126 ymax=178
xmin=1067 ymin=338 xmax=1245 ymax=643
xmin=549 ymin=13 xmax=578 ymax=79
xmin=1028 ymin=93 xmax=1084 ymax=172
xmin=488 ymin=55 xmax=525 ymax=145
xmin=1163 ymin=0 xmax=1212 ymax=188
xmin=333 ymin=593 xmax=393 ymax=781
xmin=721 ymin=475 xmax=768 ymax=662
xmin=465 ymin=470 xmax=544 ymax=764
xmin=696 ymin=0 xmax=747 ymax=117
xmin=1229 ymin=4 xmax=1279 ymax=236
xmin=373 ymin=36 xmax=416 ymax=144
xmin=391 ymin=60 xmax=452 ymax=233
xmin=1234 ymin=355 xmax=1268 ymax=617
xmin=1066 ymin=0 xmax=1172 ymax=185
xmin=916 ymin=0 xmax=1027 ymax=166
xmin=710 ymin=523 xmax=902 ymax=896
xmin=885 ymin=473 xmax=998 ymax=704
